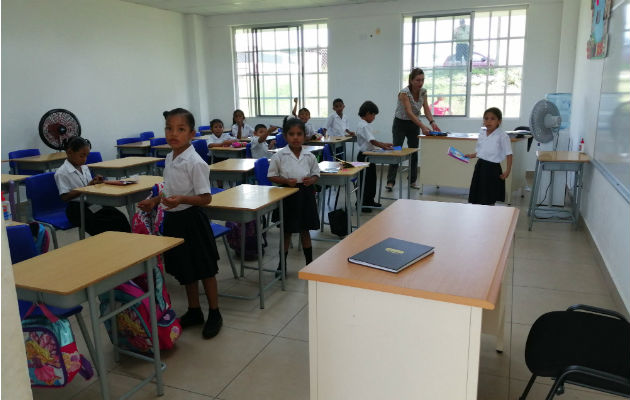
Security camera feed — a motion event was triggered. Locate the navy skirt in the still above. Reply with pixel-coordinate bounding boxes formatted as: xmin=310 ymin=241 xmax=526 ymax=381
xmin=274 ymin=183 xmax=320 ymax=233
xmin=468 ymin=158 xmax=505 ymax=205
xmin=163 ymin=206 xmax=219 ymax=285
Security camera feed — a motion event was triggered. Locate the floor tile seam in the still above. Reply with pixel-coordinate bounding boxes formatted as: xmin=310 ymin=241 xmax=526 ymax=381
xmin=510 ymin=254 xmax=597 ymax=264
xmin=512 ymin=284 xmax=616 ymax=298
xmin=508 ymin=375 xmax=619 ymax=396
xmin=511 ymin=256 xmax=600 ymax=268
xmin=107 ymin=369 xmax=217 ymax=398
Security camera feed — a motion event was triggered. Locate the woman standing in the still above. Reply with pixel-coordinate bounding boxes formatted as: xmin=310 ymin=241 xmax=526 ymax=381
xmin=386 ymin=68 xmax=441 ymax=191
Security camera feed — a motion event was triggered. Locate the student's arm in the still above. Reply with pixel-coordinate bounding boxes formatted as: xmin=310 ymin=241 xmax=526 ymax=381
xmin=500 ymin=154 xmax=512 ymax=180
xmin=161 ymin=193 xmax=211 ymax=209
xmin=422 ymin=98 xmax=441 ymax=132
xmin=269 ymin=176 xmax=297 ymax=187
xmin=464 ymin=152 xmax=477 ymax=159
xmin=370 ymin=139 xmax=394 ymax=150
xmin=302 ymin=156 xmax=320 ymax=186
xmin=292 ymin=98 xmax=298 ymax=117
xmin=162 ymin=163 xmax=213 ymax=209
xmin=345 ymin=129 xmax=356 ymax=137
xmin=138 ymin=196 xmax=161 ymax=212
xmin=267 ymin=156 xmax=297 ymax=186
xmin=60 ymin=191 xmax=80 ymax=202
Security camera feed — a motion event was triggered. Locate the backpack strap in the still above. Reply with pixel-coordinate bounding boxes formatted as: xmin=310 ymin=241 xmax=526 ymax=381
xmin=23 ymin=302 xmax=59 ymax=323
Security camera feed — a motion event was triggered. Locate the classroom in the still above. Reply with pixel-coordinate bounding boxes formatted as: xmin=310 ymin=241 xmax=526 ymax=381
xmin=2 ymin=0 xmax=629 ymax=399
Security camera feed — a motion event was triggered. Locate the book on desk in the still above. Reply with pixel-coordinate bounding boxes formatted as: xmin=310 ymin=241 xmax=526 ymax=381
xmin=348 ymin=237 xmax=434 ymax=273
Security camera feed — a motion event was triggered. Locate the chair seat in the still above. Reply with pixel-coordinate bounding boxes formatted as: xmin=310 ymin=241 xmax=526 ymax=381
xmin=18 ymin=300 xmax=83 ymax=320
xmin=211 ymin=223 xmax=231 ymax=238
xmin=526 ymin=311 xmax=630 ymax=391
xmin=156 ymin=160 xmax=165 ymax=168
xmin=34 ymin=210 xmax=74 ymax=230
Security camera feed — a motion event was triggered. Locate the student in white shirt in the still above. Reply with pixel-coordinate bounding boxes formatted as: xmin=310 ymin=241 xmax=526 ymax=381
xmin=356 ymin=101 xmax=394 ymax=213
xmin=54 ymin=137 xmax=130 ymax=235
xmin=323 ymin=98 xmax=355 ymax=137
xmin=268 ymin=118 xmax=320 ymax=277
xmin=231 ymin=109 xmax=255 ymax=139
xmin=465 ymin=107 xmax=513 ymax=205
xmin=138 ymin=108 xmax=222 ymax=339
xmin=292 ymin=98 xmax=320 ymax=140
xmin=206 ymin=119 xmax=236 ymax=150
xmin=250 ymin=124 xmax=277 ymax=159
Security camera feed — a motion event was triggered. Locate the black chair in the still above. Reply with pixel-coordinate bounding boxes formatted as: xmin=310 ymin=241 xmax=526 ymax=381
xmin=519 ymin=304 xmax=630 ymax=400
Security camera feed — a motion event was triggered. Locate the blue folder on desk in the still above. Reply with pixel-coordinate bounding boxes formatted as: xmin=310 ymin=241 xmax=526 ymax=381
xmin=348 ymin=237 xmax=434 ymax=273
xmin=374 ymin=146 xmax=402 ymax=152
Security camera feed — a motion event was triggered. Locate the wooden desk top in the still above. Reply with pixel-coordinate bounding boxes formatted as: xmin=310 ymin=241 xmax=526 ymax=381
xmin=73 ymin=175 xmax=163 ymax=197
xmin=1 ymin=174 xmax=30 ymax=184
xmin=299 ymin=199 xmax=518 ymax=309
xmin=88 ymin=157 xmax=163 ymax=169
xmin=269 ymin=145 xmax=322 ymax=154
xmin=205 ymin=184 xmax=298 ymax=212
xmin=116 ymin=141 xmax=151 ymax=148
xmin=536 ymin=151 xmax=590 ymax=163
xmin=13 ymin=232 xmax=183 ymax=295
xmin=152 ymin=143 xmax=171 ymax=150
xmin=9 ymin=153 xmax=67 ymax=163
xmin=419 ymin=132 xmax=527 ymax=142
xmin=362 ymin=147 xmax=419 ymax=157
xmin=5 ymin=220 xmax=27 ymax=227
xmin=210 ymin=158 xmax=256 ymax=172
xmin=307 ymin=136 xmax=353 ymax=145
xmin=318 ymin=161 xmax=367 ymax=176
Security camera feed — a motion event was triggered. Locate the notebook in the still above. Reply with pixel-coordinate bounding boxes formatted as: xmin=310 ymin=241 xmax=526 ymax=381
xmin=348 ymin=237 xmax=434 ymax=273
xmin=447 ymin=146 xmax=470 ymax=163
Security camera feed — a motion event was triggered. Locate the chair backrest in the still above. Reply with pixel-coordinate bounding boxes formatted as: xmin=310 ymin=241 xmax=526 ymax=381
xmin=275 ymin=133 xmax=287 ymax=148
xmin=195 ymin=131 xmax=201 ymax=137
xmin=198 ymin=125 xmax=211 ymax=133
xmin=139 ymin=131 xmax=154 ymax=140
xmin=116 ymin=137 xmax=141 ymax=146
xmin=246 ymin=143 xmax=252 ymax=158
xmin=323 ymin=144 xmax=334 ymax=161
xmin=8 ymin=149 xmax=41 ymax=174
xmin=254 ymin=158 xmax=272 ymax=186
xmin=86 ymin=151 xmax=103 ymax=164
xmin=514 ymin=126 xmax=530 ymax=131
xmin=150 ymin=137 xmax=167 ymax=146
xmin=192 ymin=139 xmax=209 ymax=162
xmin=25 ymin=172 xmax=67 ymax=218
xmin=6 ymin=225 xmax=38 ymax=263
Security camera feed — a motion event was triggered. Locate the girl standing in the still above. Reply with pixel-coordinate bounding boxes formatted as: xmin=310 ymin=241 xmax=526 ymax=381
xmin=465 ymin=107 xmax=512 ymax=205
xmin=138 ymin=108 xmax=222 ymax=339
xmin=267 ymin=118 xmax=320 ymax=276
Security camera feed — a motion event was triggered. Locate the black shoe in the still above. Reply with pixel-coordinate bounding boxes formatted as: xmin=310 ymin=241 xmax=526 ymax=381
xmin=385 ymin=185 xmax=393 ymax=192
xmin=362 ymin=207 xmax=372 ymax=213
xmin=180 ymin=308 xmax=204 ymax=328
xmin=372 ymin=202 xmax=382 ymax=208
xmin=202 ymin=310 xmax=223 ymax=339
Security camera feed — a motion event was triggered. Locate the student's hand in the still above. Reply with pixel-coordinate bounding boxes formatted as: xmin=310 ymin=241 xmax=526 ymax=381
xmin=420 ymin=124 xmax=431 ymax=135
xmin=268 ymin=125 xmax=279 ymax=133
xmin=286 ymin=178 xmax=298 ymax=187
xmin=294 ymin=97 xmax=298 ymax=104
xmin=382 ymin=143 xmax=394 ymax=150
xmin=499 ymin=171 xmax=511 ymax=180
xmin=269 ymin=140 xmax=276 ymax=149
xmin=161 ymin=195 xmax=182 ymax=210
xmin=138 ymin=197 xmax=159 ymax=212
xmin=90 ymin=175 xmax=104 ymax=185
xmin=464 ymin=153 xmax=476 ymax=159
xmin=346 ymin=130 xmax=356 ymax=137
xmin=303 ymin=176 xmax=316 ymax=187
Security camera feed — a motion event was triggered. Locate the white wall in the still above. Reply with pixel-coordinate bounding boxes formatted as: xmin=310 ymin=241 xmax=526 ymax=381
xmin=1 ymin=0 xmax=192 ymax=163
xmin=203 ymin=0 xmax=563 ymax=169
xmin=570 ymin=0 xmax=630 ymax=313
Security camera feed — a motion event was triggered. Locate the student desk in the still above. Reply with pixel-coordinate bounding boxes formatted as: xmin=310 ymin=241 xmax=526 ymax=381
xmin=418 ymin=133 xmax=527 ymax=204
xmin=209 ymin=158 xmax=256 ymax=186
xmin=528 ymin=151 xmax=589 ymax=230
xmin=362 ymin=147 xmax=419 ymax=202
xmin=13 ymin=231 xmax=183 ymax=400
xmin=201 ymin=184 xmax=298 ymax=309
xmin=151 ymin=143 xmax=172 ymax=158
xmin=73 ymin=175 xmax=163 ymax=239
xmin=307 ymin=135 xmax=355 ymax=159
xmin=1 ymin=173 xmax=29 ymax=221
xmin=208 ymin=146 xmax=247 ymax=163
xmin=317 ymin=161 xmax=367 ymax=237
xmin=299 ymin=199 xmax=518 ymax=399
xmin=115 ymin=140 xmax=151 ymax=157
xmin=87 ymin=156 xmax=162 ymax=179
xmin=9 ymin=152 xmax=67 ymax=173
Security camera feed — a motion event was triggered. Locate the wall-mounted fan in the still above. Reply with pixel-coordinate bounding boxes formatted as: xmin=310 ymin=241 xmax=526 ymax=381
xmin=38 ymin=109 xmax=81 ymax=150
xmin=529 ymin=100 xmax=562 ymax=149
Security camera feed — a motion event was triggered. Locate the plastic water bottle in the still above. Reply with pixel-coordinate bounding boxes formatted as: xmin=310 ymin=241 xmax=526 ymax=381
xmin=578 ymin=138 xmax=585 ymax=153
xmin=2 ymin=192 xmax=12 ymax=221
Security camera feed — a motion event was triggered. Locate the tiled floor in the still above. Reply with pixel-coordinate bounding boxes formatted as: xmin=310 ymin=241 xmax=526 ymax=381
xmin=27 ymin=176 xmax=625 ymax=400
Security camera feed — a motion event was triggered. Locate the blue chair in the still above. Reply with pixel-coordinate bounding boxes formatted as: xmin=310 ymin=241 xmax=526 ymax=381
xmin=116 ymin=137 xmax=141 ymax=158
xmin=86 ymin=151 xmax=102 ymax=165
xmin=254 ymin=158 xmax=272 ymax=186
xmin=195 ymin=132 xmax=201 ymax=137
xmin=192 ymin=139 xmax=209 ymax=163
xmin=25 ymin=172 xmax=75 ymax=249
xmin=8 ymin=149 xmax=41 ymax=175
xmin=275 ymin=133 xmax=287 ymax=148
xmin=210 ymin=223 xmax=237 ymax=279
xmin=6 ymin=224 xmax=96 ymax=368
xmin=246 ymin=143 xmax=252 ymax=158
xmin=323 ymin=144 xmax=334 ymax=161
xmin=198 ymin=125 xmax=211 ymax=133
xmin=139 ymin=131 xmax=154 ymax=140
xmin=150 ymin=137 xmax=167 ymax=155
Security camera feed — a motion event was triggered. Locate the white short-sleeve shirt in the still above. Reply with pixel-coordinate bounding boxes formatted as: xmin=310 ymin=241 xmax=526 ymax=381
xmin=476 ymin=127 xmax=512 ymax=163
xmin=325 ymin=113 xmax=348 ymax=137
xmin=163 ymin=145 xmax=211 ymax=212
xmin=250 ymin=137 xmax=270 ymax=159
xmin=231 ymin=123 xmax=254 ymax=139
xmin=54 ymin=159 xmax=92 ymax=202
xmin=267 ymin=146 xmax=320 ymax=183
xmin=356 ymin=119 xmax=380 ymax=153
xmin=305 ymin=122 xmax=316 ymax=138
xmin=206 ymin=132 xmax=234 ymax=145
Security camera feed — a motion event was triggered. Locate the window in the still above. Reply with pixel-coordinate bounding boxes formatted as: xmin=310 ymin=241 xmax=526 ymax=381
xmin=234 ymin=23 xmax=328 ymax=118
xmin=403 ymin=9 xmax=526 ymax=118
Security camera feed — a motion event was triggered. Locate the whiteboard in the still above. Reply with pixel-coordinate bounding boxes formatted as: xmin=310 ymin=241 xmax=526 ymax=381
xmin=594 ymin=0 xmax=630 ymax=201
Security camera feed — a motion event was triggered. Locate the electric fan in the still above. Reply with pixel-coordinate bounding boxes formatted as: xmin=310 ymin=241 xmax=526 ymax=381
xmin=529 ymin=100 xmax=562 ymax=148
xmin=38 ymin=109 xmax=81 ymax=150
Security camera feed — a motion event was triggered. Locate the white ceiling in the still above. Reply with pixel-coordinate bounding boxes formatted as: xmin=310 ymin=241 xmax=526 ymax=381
xmin=121 ymin=0 xmax=387 ymax=16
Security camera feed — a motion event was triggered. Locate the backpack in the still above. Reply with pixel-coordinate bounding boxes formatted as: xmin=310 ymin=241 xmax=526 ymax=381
xmin=28 ymin=222 xmax=50 ymax=255
xmin=328 ymin=209 xmax=349 ymax=237
xmin=22 ymin=303 xmax=94 ymax=387
xmin=226 ymin=219 xmax=267 ymax=261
